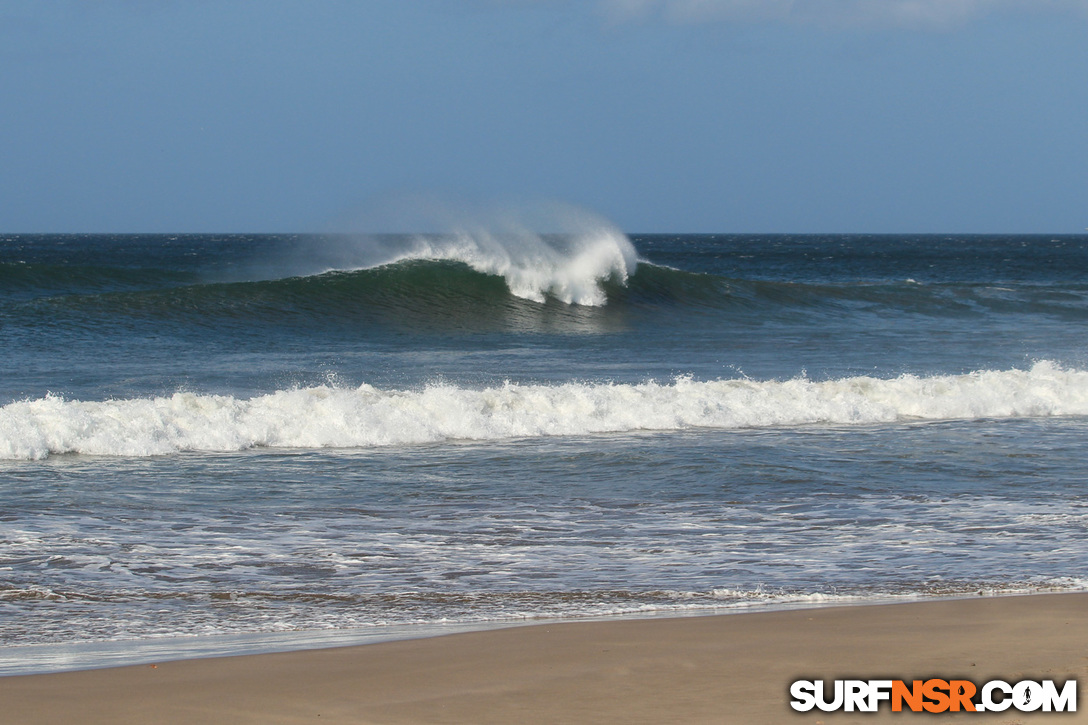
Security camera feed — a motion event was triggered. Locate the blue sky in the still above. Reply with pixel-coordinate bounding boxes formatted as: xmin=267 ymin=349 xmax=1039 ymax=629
xmin=1 ymin=0 xmax=1086 ymax=233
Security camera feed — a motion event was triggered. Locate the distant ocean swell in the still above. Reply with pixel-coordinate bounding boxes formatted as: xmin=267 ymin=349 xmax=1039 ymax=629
xmin=8 ymin=261 xmax=1088 ymax=330
xmin=7 ymin=230 xmax=1088 ymax=331
xmin=3 ymin=361 xmax=1084 ymax=460
xmin=1 ymin=226 xmax=639 ymax=306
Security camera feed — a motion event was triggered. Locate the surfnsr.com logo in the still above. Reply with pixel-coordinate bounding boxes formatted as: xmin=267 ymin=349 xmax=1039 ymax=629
xmin=790 ymin=679 xmax=1076 ymax=713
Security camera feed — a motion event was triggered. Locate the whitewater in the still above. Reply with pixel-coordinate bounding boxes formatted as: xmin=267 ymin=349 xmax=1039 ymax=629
xmin=3 ymin=362 xmax=1086 ymax=460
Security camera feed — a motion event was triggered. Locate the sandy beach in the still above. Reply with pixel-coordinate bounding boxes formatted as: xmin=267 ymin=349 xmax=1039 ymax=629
xmin=2 ymin=593 xmax=1085 ymax=724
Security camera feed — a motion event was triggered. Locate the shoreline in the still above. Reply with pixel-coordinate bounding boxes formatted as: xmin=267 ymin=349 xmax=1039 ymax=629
xmin=3 ymin=592 xmax=1086 ymax=723
xmin=4 ymin=589 xmax=1078 ymax=678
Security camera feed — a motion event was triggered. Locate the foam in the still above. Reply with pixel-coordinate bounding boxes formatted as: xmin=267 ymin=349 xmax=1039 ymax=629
xmin=388 ymin=228 xmax=637 ymax=305
xmin=3 ymin=361 xmax=1087 ymax=460
xmin=284 ymin=201 xmax=639 ymax=305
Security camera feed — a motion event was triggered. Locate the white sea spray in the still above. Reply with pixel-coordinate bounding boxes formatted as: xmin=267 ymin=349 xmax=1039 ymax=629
xmin=271 ymin=198 xmax=640 ymax=306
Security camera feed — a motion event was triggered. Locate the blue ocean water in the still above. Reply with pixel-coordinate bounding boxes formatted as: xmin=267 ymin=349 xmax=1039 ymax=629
xmin=2 ymin=228 xmax=1088 ymax=672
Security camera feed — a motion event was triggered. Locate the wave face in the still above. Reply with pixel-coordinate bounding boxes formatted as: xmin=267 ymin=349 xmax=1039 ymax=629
xmin=273 ymin=231 xmax=638 ymax=307
xmin=3 ymin=362 xmax=1085 ymax=460
xmin=270 ymin=201 xmax=640 ymax=306
xmin=345 ymin=229 xmax=638 ymax=306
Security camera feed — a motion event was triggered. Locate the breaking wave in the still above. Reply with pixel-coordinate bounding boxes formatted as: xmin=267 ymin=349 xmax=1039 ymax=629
xmin=352 ymin=230 xmax=638 ymax=306
xmin=3 ymin=361 xmax=1086 ymax=460
xmin=277 ymin=201 xmax=640 ymax=306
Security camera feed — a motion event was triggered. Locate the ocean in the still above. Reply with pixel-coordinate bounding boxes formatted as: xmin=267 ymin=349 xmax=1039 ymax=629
xmin=3 ymin=228 xmax=1088 ymax=674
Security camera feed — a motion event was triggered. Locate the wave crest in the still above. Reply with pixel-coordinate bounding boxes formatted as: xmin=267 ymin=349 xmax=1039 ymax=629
xmin=396 ymin=229 xmax=637 ymax=306
xmin=3 ymin=362 xmax=1085 ymax=460
xmin=284 ymin=200 xmax=639 ymax=306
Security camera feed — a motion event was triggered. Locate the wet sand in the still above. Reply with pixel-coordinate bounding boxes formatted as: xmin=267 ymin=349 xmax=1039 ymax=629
xmin=2 ymin=593 xmax=1086 ymax=724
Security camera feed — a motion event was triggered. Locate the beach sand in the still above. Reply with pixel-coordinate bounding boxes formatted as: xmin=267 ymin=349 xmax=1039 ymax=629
xmin=2 ymin=593 xmax=1085 ymax=724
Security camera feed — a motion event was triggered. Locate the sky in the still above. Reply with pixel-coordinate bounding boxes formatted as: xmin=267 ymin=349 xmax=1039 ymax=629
xmin=1 ymin=0 xmax=1086 ymax=233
